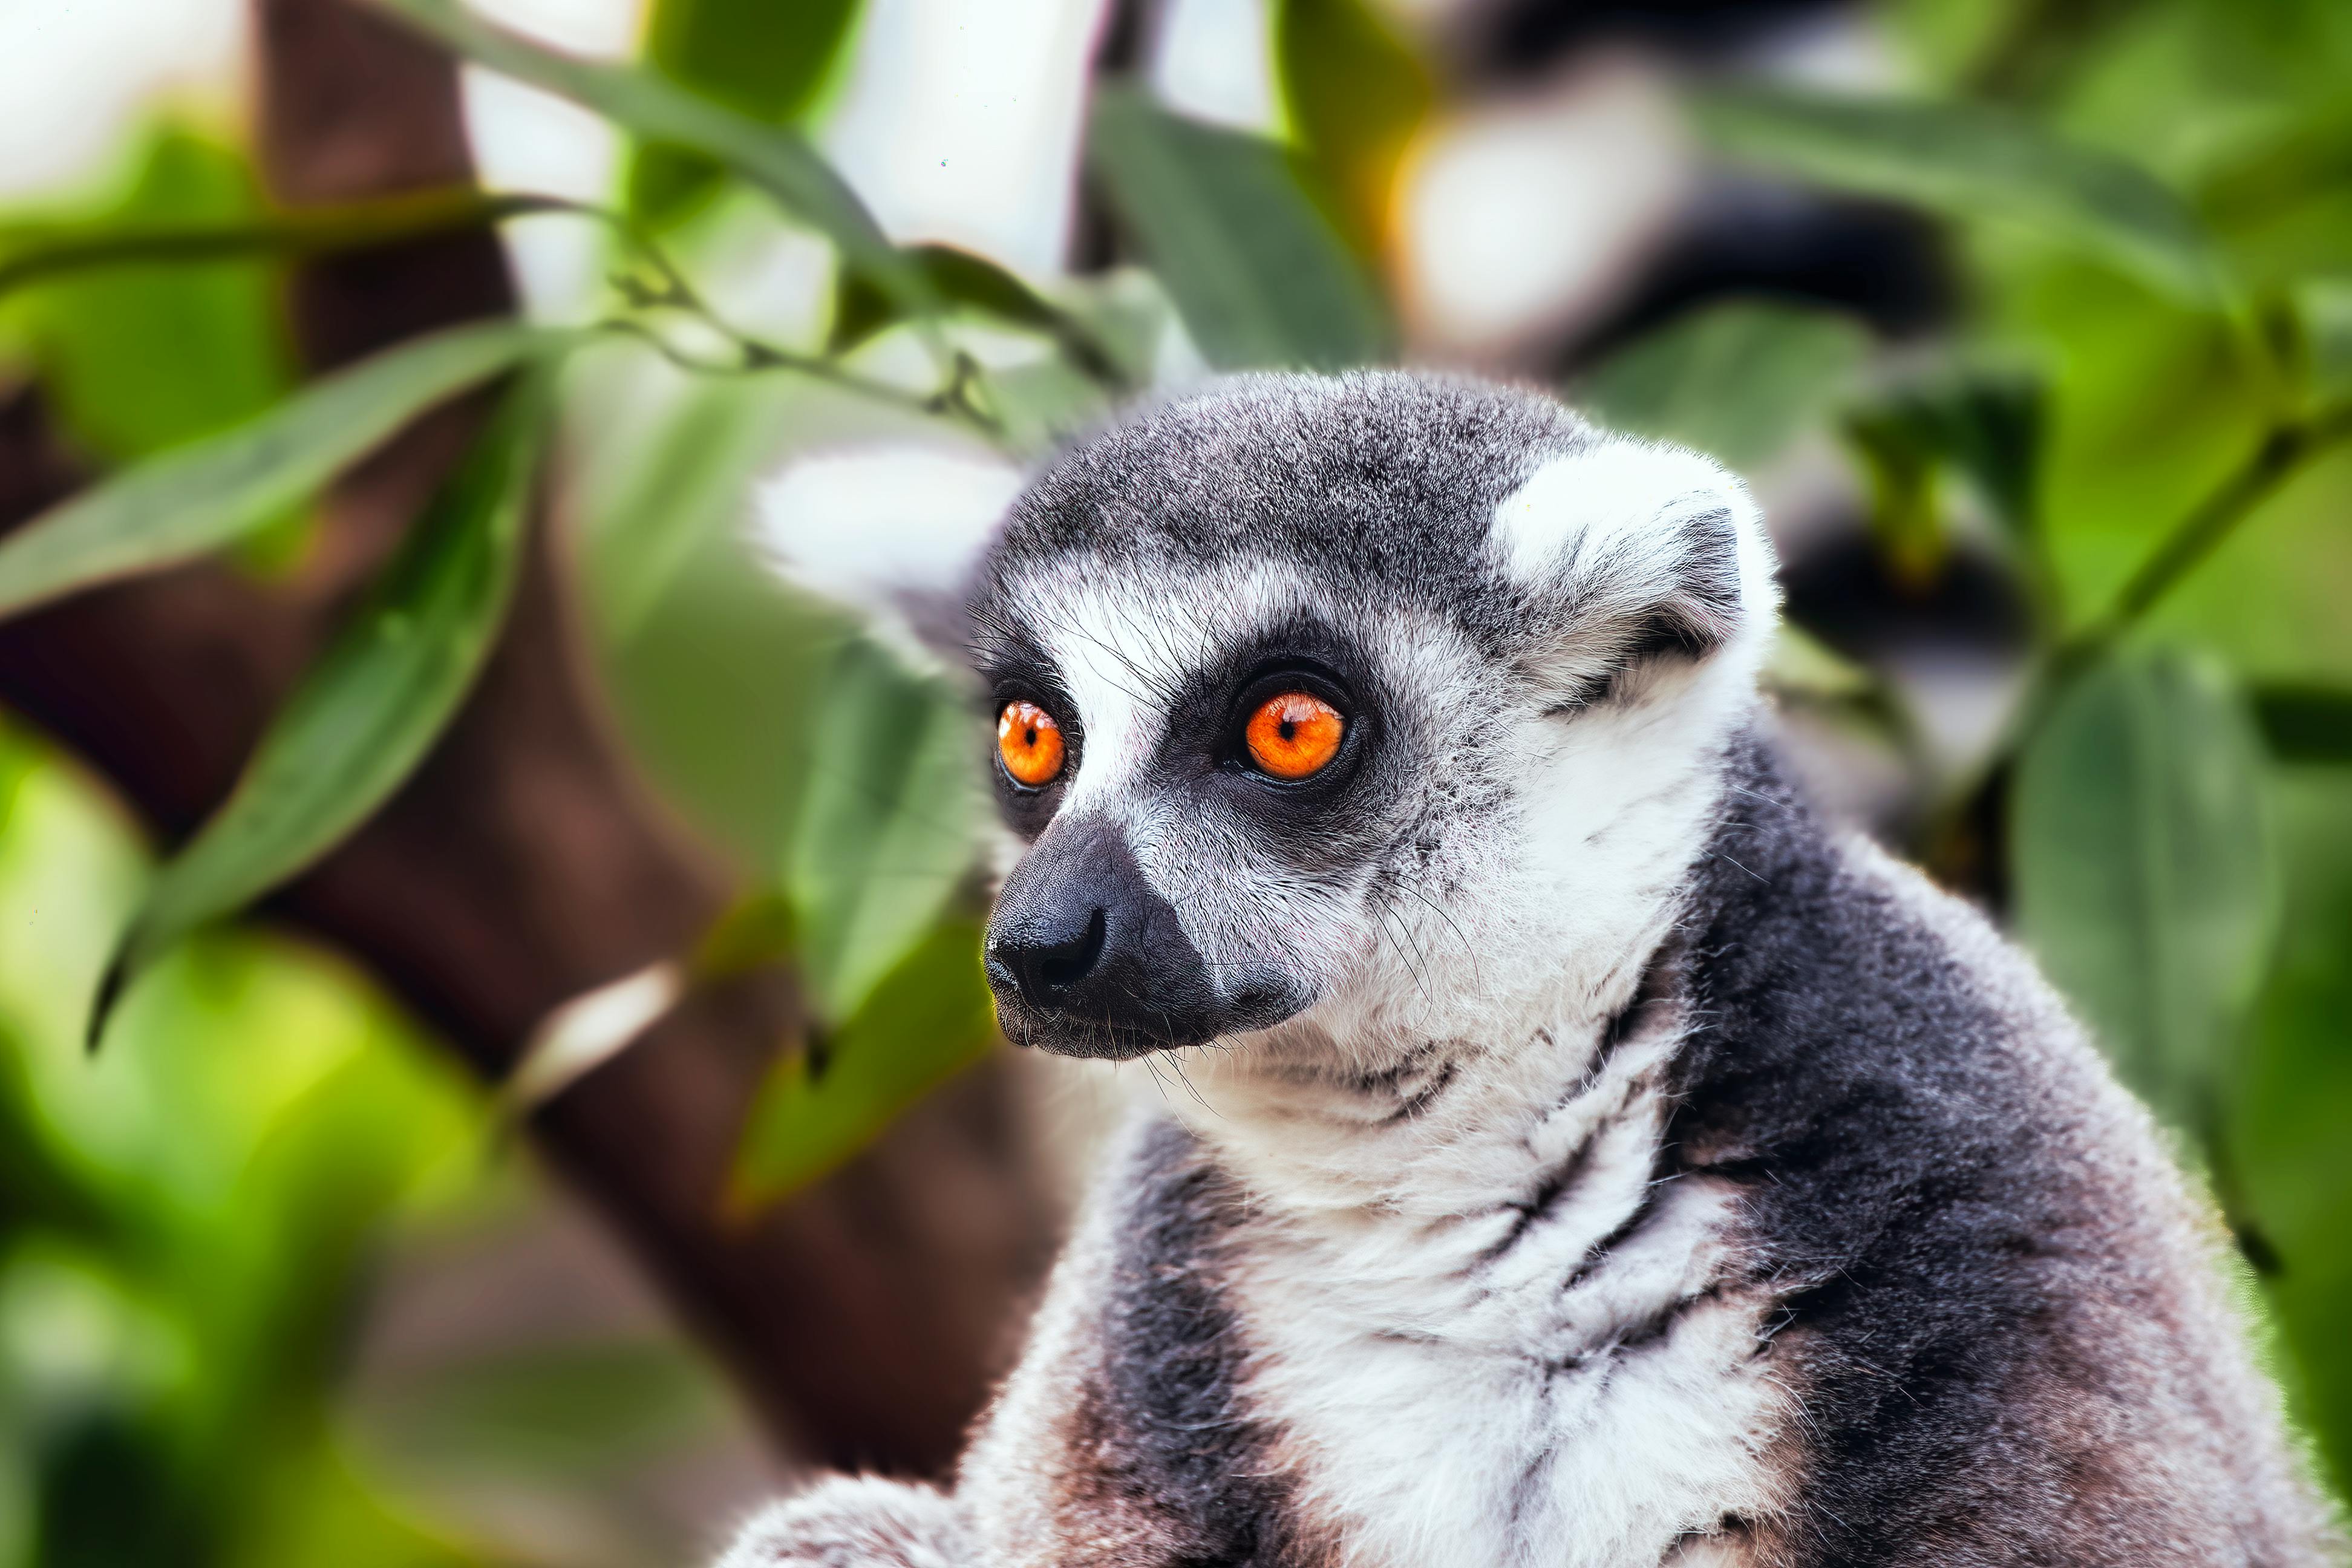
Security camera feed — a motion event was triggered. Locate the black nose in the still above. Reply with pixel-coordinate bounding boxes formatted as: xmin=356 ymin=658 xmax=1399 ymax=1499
xmin=995 ymin=903 xmax=1108 ymax=1008
xmin=984 ymin=815 xmax=1226 ymax=1057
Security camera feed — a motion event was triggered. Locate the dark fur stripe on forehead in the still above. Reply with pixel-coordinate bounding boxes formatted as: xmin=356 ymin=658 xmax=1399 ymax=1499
xmin=976 ymin=371 xmax=1595 ymax=656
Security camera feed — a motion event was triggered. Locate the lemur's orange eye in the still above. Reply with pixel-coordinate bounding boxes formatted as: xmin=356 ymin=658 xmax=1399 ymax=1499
xmin=1245 ymin=691 xmax=1345 ymax=780
xmin=998 ymin=700 xmax=1066 ymax=787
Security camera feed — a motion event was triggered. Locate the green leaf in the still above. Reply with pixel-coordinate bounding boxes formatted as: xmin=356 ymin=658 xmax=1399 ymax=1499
xmin=89 ymin=373 xmax=550 ymax=1048
xmin=730 ymin=918 xmax=995 ymax=1207
xmin=351 ymin=1339 xmax=727 ymax=1480
xmin=1696 ymin=87 xmax=2225 ymax=304
xmin=2288 ymin=276 xmax=2352 ymax=406
xmin=1086 ymin=84 xmax=1393 ymax=371
xmin=785 ymin=638 xmax=982 ymax=1024
xmin=2011 ymin=647 xmax=2280 ymax=1130
xmin=0 ymin=319 xmax=555 ymax=623
xmin=628 ymin=0 xmax=863 ymax=226
xmin=11 ymin=127 xmax=295 ymax=466
xmin=2252 ymin=682 xmax=2352 ymax=764
xmin=1846 ymin=364 xmax=2047 ymax=540
xmin=373 ymin=0 xmax=930 ymax=319
xmin=1575 ymin=298 xmax=1870 ymax=468
xmin=1273 ymin=0 xmax=1434 ymax=259
xmin=830 ymin=243 xmax=1126 ymax=387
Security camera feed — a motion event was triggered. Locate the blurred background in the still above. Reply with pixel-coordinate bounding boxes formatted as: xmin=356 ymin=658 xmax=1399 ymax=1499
xmin=0 ymin=0 xmax=2347 ymax=1561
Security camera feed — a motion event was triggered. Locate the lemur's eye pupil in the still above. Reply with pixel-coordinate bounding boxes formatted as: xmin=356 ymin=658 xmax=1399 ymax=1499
xmin=999 ymin=701 xmax=1065 ymax=788
xmin=1246 ymin=692 xmax=1344 ymax=780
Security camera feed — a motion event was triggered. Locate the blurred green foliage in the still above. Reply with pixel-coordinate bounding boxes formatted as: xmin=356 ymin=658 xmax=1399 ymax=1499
xmin=0 ymin=0 xmax=2347 ymax=1551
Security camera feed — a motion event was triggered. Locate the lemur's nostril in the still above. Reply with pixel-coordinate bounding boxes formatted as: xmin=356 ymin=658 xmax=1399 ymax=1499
xmin=1027 ymin=906 xmax=1107 ymax=1001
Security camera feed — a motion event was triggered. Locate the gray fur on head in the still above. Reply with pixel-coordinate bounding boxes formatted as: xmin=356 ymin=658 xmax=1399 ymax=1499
xmin=736 ymin=371 xmax=2342 ymax=1568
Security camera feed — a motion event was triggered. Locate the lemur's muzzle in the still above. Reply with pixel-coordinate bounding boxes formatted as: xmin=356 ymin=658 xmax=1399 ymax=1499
xmin=985 ymin=814 xmax=1277 ymax=1057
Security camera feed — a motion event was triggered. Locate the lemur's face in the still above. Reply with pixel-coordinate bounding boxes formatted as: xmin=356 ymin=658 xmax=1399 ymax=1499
xmin=961 ymin=374 xmax=1777 ymax=1063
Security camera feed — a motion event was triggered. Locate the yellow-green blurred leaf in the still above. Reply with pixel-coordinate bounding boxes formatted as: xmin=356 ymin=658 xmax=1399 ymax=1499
xmin=1696 ymin=87 xmax=2226 ymax=304
xmin=1273 ymin=0 xmax=1435 ymax=260
xmin=730 ymin=919 xmax=995 ymax=1207
xmin=11 ymin=127 xmax=293 ymax=464
xmin=2012 ymin=647 xmax=2280 ymax=1128
xmin=2292 ymin=276 xmax=2352 ymax=405
xmin=91 ymin=374 xmax=550 ymax=1047
xmin=1577 ymin=298 xmax=1870 ymax=468
xmin=829 ymin=243 xmax=1126 ymax=387
xmin=1086 ymin=85 xmax=1393 ymax=371
xmin=629 ymin=0 xmax=863 ymax=226
xmin=786 ymin=638 xmax=982 ymax=1024
xmin=0 ymin=319 xmax=554 ymax=624
xmin=1846 ymin=362 xmax=2047 ymax=543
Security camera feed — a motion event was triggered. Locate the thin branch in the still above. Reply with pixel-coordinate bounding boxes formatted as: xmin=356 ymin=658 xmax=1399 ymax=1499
xmin=0 ymin=190 xmax=1013 ymax=442
xmin=0 ymin=189 xmax=565 ymax=302
xmin=2071 ymin=399 xmax=2352 ymax=658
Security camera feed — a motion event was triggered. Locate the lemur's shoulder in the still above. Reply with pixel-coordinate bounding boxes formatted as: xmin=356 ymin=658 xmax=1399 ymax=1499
xmin=1672 ymin=739 xmax=2337 ymax=1565
xmin=958 ymin=1115 xmax=1336 ymax=1568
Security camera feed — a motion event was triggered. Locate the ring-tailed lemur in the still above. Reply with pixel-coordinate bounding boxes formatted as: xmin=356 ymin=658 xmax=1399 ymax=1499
xmin=733 ymin=373 xmax=2341 ymax=1567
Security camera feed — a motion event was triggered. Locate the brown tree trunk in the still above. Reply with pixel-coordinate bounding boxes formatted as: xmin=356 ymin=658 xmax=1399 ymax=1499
xmin=0 ymin=0 xmax=1057 ymax=1477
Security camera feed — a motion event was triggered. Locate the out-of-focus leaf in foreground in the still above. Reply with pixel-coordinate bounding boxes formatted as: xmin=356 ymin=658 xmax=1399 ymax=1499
xmin=1087 ymin=85 xmax=1393 ymax=371
xmin=2012 ymin=647 xmax=2279 ymax=1129
xmin=786 ymin=637 xmax=982 ymax=1024
xmin=8 ymin=127 xmax=293 ymax=465
xmin=628 ymin=0 xmax=862 ymax=226
xmin=2253 ymin=683 xmax=2352 ymax=765
xmin=2291 ymin=277 xmax=2352 ymax=405
xmin=1696 ymin=87 xmax=2224 ymax=304
xmin=0 ymin=319 xmax=553 ymax=622
xmin=90 ymin=374 xmax=549 ymax=1047
xmin=371 ymin=0 xmax=930 ymax=318
xmin=1274 ymin=0 xmax=1435 ymax=260
xmin=1576 ymin=298 xmax=1870 ymax=469
xmin=830 ymin=243 xmax=1126 ymax=388
xmin=1846 ymin=364 xmax=2047 ymax=541
xmin=730 ymin=918 xmax=995 ymax=1208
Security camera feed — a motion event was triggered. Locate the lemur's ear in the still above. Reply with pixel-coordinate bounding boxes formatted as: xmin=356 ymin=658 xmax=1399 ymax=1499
xmin=751 ymin=445 xmax=1027 ymax=670
xmin=1489 ymin=436 xmax=1778 ymax=701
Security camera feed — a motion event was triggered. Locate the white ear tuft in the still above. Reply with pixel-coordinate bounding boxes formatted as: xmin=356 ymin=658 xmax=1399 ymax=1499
xmin=751 ymin=445 xmax=1027 ymax=664
xmin=1492 ymin=436 xmax=1779 ymax=657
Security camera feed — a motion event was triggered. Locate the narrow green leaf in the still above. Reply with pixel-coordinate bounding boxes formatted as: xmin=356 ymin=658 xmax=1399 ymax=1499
xmin=730 ymin=918 xmax=995 ymax=1207
xmin=0 ymin=319 xmax=554 ymax=623
xmin=371 ymin=0 xmax=929 ymax=318
xmin=830 ymin=243 xmax=1126 ymax=387
xmin=10 ymin=128 xmax=293 ymax=468
xmin=1086 ymin=84 xmax=1393 ymax=371
xmin=1844 ymin=404 xmax=1949 ymax=586
xmin=2252 ymin=682 xmax=2352 ymax=764
xmin=0 ymin=189 xmax=567 ymax=305
xmin=89 ymin=374 xmax=550 ymax=1048
xmin=1845 ymin=364 xmax=2046 ymax=540
xmin=1575 ymin=298 xmax=1870 ymax=468
xmin=786 ymin=638 xmax=983 ymax=1024
xmin=2290 ymin=276 xmax=2352 ymax=406
xmin=1696 ymin=87 xmax=2224 ymax=304
xmin=1273 ymin=0 xmax=1435 ymax=259
xmin=629 ymin=0 xmax=863 ymax=226
xmin=2011 ymin=648 xmax=2280 ymax=1129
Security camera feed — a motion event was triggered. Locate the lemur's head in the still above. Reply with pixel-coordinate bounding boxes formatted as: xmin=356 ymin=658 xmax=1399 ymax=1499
xmin=764 ymin=373 xmax=1777 ymax=1067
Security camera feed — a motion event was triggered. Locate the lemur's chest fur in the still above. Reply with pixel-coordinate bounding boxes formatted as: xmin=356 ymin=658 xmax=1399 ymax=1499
xmin=1052 ymin=962 xmax=1792 ymax=1568
xmin=1211 ymin=1023 xmax=1786 ymax=1568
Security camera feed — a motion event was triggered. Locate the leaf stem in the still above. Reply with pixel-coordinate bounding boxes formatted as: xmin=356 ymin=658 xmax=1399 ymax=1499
xmin=0 ymin=191 xmax=1010 ymax=442
xmin=2069 ymin=399 xmax=2352 ymax=662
